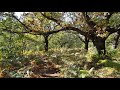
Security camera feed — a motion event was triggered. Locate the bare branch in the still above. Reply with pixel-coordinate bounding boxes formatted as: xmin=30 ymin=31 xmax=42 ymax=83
xmin=106 ymin=26 xmax=120 ymax=35
xmin=3 ymin=13 xmax=87 ymax=37
xmin=40 ymin=12 xmax=62 ymax=26
xmin=11 ymin=15 xmax=32 ymax=32
xmin=82 ymin=12 xmax=96 ymax=30
xmin=76 ymin=34 xmax=85 ymax=43
xmin=1 ymin=25 xmax=86 ymax=37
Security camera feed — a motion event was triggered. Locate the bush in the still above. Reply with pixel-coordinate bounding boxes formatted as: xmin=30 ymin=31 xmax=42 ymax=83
xmin=49 ymin=32 xmax=83 ymax=49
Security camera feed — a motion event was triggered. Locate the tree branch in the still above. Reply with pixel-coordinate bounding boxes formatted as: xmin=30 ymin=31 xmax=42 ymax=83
xmin=11 ymin=15 xmax=32 ymax=32
xmin=82 ymin=12 xmax=96 ymax=30
xmin=106 ymin=26 xmax=120 ymax=35
xmin=40 ymin=12 xmax=62 ymax=26
xmin=75 ymin=34 xmax=85 ymax=43
xmin=105 ymin=12 xmax=114 ymax=21
xmin=4 ymin=13 xmax=87 ymax=37
xmin=1 ymin=26 xmax=86 ymax=37
xmin=43 ymin=26 xmax=86 ymax=36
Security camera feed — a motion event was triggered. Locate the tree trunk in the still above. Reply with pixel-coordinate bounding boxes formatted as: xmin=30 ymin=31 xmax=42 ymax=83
xmin=92 ymin=36 xmax=106 ymax=55
xmin=113 ymin=32 xmax=120 ymax=49
xmin=44 ymin=35 xmax=49 ymax=52
xmin=85 ymin=37 xmax=89 ymax=50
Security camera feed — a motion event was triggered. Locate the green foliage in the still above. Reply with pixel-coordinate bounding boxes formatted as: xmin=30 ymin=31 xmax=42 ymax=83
xmin=0 ymin=12 xmax=120 ymax=78
xmin=107 ymin=49 xmax=117 ymax=58
xmin=85 ymin=46 xmax=98 ymax=62
xmin=94 ymin=67 xmax=116 ymax=78
xmin=79 ymin=70 xmax=92 ymax=78
xmin=98 ymin=60 xmax=120 ymax=71
xmin=47 ymin=48 xmax=96 ymax=78
xmin=49 ymin=32 xmax=83 ymax=49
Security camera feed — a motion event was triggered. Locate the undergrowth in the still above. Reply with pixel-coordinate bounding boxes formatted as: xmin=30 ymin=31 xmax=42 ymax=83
xmin=0 ymin=47 xmax=120 ymax=78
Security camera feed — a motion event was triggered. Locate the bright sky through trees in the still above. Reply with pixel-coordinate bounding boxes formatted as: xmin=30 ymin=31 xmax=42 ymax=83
xmin=15 ymin=12 xmax=23 ymax=18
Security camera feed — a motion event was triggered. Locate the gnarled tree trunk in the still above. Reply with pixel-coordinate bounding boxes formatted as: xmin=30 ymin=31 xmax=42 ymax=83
xmin=113 ymin=31 xmax=120 ymax=49
xmin=85 ymin=37 xmax=89 ymax=50
xmin=92 ymin=36 xmax=106 ymax=55
xmin=43 ymin=35 xmax=49 ymax=52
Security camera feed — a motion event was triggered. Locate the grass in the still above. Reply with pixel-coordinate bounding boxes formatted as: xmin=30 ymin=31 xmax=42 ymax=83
xmin=47 ymin=48 xmax=120 ymax=78
xmin=98 ymin=60 xmax=120 ymax=71
xmin=1 ymin=47 xmax=120 ymax=78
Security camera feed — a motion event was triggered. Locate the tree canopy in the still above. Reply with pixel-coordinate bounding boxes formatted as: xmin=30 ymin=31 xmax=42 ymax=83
xmin=1 ymin=12 xmax=120 ymax=54
xmin=0 ymin=12 xmax=120 ymax=78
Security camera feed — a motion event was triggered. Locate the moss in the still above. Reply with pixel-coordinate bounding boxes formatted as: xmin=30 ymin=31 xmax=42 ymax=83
xmin=98 ymin=60 xmax=120 ymax=71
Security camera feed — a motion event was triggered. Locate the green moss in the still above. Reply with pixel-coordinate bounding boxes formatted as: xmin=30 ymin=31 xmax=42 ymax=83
xmin=98 ymin=60 xmax=120 ymax=71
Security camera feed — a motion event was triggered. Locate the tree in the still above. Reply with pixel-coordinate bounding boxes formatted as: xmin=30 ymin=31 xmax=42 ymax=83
xmin=40 ymin=12 xmax=120 ymax=55
xmin=1 ymin=12 xmax=120 ymax=55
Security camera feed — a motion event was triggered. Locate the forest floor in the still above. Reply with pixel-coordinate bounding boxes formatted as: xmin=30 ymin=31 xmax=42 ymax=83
xmin=0 ymin=48 xmax=120 ymax=78
xmin=0 ymin=58 xmax=62 ymax=78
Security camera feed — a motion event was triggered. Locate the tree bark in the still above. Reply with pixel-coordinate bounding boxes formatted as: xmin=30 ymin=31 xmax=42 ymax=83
xmin=43 ymin=35 xmax=49 ymax=52
xmin=85 ymin=37 xmax=89 ymax=51
xmin=92 ymin=36 xmax=106 ymax=55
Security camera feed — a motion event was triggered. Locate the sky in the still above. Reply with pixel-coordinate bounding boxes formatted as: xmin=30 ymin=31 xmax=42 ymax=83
xmin=14 ymin=12 xmax=71 ymax=22
xmin=15 ymin=12 xmax=23 ymax=18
